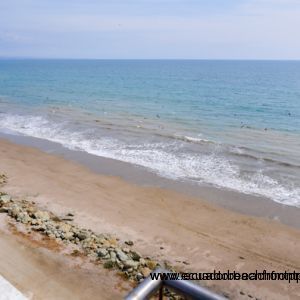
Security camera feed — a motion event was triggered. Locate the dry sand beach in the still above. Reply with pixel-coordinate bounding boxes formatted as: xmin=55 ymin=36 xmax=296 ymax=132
xmin=0 ymin=138 xmax=299 ymax=299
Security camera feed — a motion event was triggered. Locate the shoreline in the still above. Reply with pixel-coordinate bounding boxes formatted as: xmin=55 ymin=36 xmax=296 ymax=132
xmin=0 ymin=137 xmax=300 ymax=299
xmin=1 ymin=132 xmax=300 ymax=229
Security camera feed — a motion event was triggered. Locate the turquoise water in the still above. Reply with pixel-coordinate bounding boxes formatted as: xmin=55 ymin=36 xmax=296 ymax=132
xmin=0 ymin=60 xmax=300 ymax=206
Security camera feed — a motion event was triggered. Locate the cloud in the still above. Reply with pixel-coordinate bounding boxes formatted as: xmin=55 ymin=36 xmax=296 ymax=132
xmin=0 ymin=0 xmax=300 ymax=59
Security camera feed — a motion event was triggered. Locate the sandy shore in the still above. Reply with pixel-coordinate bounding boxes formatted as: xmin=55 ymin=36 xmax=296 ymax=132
xmin=0 ymin=138 xmax=299 ymax=299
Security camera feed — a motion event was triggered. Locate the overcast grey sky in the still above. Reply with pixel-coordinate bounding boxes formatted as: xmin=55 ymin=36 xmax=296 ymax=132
xmin=0 ymin=0 xmax=300 ymax=59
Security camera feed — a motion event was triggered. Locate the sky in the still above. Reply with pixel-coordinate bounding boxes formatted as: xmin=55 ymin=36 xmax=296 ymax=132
xmin=0 ymin=0 xmax=300 ymax=59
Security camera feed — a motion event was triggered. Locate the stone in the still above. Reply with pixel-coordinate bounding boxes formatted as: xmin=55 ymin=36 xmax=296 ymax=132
xmin=103 ymin=253 xmax=110 ymax=260
xmin=123 ymin=260 xmax=139 ymax=270
xmin=26 ymin=206 xmax=37 ymax=215
xmin=33 ymin=225 xmax=46 ymax=232
xmin=97 ymin=233 xmax=107 ymax=240
xmin=110 ymin=251 xmax=117 ymax=262
xmin=0 ymin=197 xmax=171 ymax=285
xmin=140 ymin=267 xmax=151 ymax=278
xmin=8 ymin=205 xmax=22 ymax=218
xmin=116 ymin=249 xmax=128 ymax=262
xmin=108 ymin=238 xmax=118 ymax=247
xmin=59 ymin=223 xmax=72 ymax=233
xmin=99 ymin=239 xmax=110 ymax=247
xmin=30 ymin=219 xmax=39 ymax=225
xmin=76 ymin=231 xmax=89 ymax=241
xmin=146 ymin=260 xmax=157 ymax=270
xmin=130 ymin=251 xmax=141 ymax=261
xmin=62 ymin=217 xmax=73 ymax=221
xmin=97 ymin=248 xmax=108 ymax=258
xmin=34 ymin=211 xmax=50 ymax=221
xmin=103 ymin=260 xmax=114 ymax=269
xmin=0 ymin=194 xmax=11 ymax=204
xmin=0 ymin=207 xmax=9 ymax=213
xmin=18 ymin=212 xmax=31 ymax=224
xmin=63 ymin=231 xmax=74 ymax=240
xmin=116 ymin=260 xmax=124 ymax=270
xmin=136 ymin=273 xmax=143 ymax=281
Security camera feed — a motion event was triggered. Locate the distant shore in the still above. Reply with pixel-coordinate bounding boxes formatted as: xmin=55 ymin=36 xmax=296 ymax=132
xmin=0 ymin=137 xmax=299 ymax=299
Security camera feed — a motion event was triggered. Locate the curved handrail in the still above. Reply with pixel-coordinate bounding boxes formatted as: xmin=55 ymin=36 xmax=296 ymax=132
xmin=125 ymin=268 xmax=226 ymax=300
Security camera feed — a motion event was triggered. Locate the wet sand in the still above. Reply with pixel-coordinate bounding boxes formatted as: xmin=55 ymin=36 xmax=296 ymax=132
xmin=1 ymin=131 xmax=299 ymax=229
xmin=0 ymin=137 xmax=300 ymax=299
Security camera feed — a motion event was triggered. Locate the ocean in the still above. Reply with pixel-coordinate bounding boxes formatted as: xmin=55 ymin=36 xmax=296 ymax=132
xmin=0 ymin=59 xmax=299 ymax=207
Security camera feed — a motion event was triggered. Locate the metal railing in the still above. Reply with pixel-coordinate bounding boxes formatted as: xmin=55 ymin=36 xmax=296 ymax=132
xmin=125 ymin=268 xmax=226 ymax=300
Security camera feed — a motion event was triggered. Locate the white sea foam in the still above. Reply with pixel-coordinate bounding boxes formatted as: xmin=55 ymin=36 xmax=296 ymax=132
xmin=1 ymin=113 xmax=299 ymax=207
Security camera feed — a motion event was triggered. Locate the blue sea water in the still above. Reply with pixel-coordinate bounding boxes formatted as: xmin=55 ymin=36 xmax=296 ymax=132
xmin=0 ymin=60 xmax=299 ymax=206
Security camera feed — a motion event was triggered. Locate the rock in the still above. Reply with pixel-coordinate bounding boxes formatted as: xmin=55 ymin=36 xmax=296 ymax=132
xmin=63 ymin=231 xmax=74 ymax=240
xmin=116 ymin=249 xmax=128 ymax=262
xmin=100 ymin=239 xmax=110 ymax=247
xmin=59 ymin=223 xmax=72 ymax=233
xmin=123 ymin=271 xmax=131 ymax=279
xmin=103 ymin=253 xmax=110 ymax=260
xmin=116 ymin=260 xmax=124 ymax=269
xmin=33 ymin=225 xmax=46 ymax=232
xmin=17 ymin=212 xmax=31 ymax=224
xmin=123 ymin=260 xmax=139 ymax=270
xmin=136 ymin=273 xmax=143 ymax=281
xmin=97 ymin=248 xmax=108 ymax=258
xmin=76 ymin=231 xmax=89 ymax=241
xmin=0 ymin=176 xmax=7 ymax=185
xmin=62 ymin=217 xmax=73 ymax=221
xmin=125 ymin=240 xmax=134 ymax=246
xmin=46 ymin=223 xmax=56 ymax=231
xmin=0 ymin=197 xmax=169 ymax=285
xmin=0 ymin=194 xmax=11 ymax=204
xmin=140 ymin=267 xmax=151 ymax=278
xmin=54 ymin=231 xmax=61 ymax=238
xmin=31 ymin=219 xmax=42 ymax=226
xmin=108 ymin=238 xmax=118 ymax=247
xmin=34 ymin=211 xmax=50 ymax=221
xmin=0 ymin=207 xmax=9 ymax=213
xmin=97 ymin=233 xmax=107 ymax=240
xmin=26 ymin=206 xmax=37 ymax=215
xmin=130 ymin=251 xmax=141 ymax=261
xmin=146 ymin=260 xmax=157 ymax=270
xmin=103 ymin=260 xmax=114 ymax=269
xmin=122 ymin=247 xmax=130 ymax=253
xmin=110 ymin=251 xmax=117 ymax=262
xmin=8 ymin=204 xmax=22 ymax=218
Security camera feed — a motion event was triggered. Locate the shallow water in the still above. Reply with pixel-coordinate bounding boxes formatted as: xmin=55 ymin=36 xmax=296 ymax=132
xmin=0 ymin=59 xmax=299 ymax=206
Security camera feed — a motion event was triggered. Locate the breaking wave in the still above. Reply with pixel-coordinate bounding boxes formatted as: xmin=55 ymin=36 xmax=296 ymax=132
xmin=0 ymin=113 xmax=299 ymax=207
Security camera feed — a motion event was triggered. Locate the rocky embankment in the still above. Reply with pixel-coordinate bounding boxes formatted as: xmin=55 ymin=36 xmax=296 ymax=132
xmin=0 ymin=174 xmax=184 ymax=299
